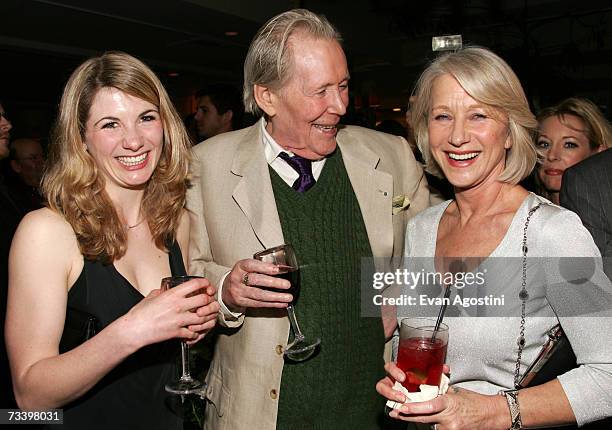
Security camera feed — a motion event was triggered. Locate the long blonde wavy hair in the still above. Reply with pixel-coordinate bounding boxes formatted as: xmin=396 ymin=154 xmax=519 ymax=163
xmin=42 ymin=51 xmax=191 ymax=262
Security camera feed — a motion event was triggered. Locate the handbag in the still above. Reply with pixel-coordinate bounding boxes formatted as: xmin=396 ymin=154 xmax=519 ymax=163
xmin=518 ymin=323 xmax=577 ymax=388
xmin=519 ymin=323 xmax=611 ymax=429
xmin=59 ymin=306 xmax=100 ymax=353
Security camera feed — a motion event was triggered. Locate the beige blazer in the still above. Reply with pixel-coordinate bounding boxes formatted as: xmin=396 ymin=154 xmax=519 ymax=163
xmin=187 ymin=122 xmax=436 ymax=430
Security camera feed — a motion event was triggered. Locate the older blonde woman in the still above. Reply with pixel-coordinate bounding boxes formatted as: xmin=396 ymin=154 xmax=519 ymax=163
xmin=536 ymin=97 xmax=612 ymax=205
xmin=376 ymin=47 xmax=612 ymax=429
xmin=6 ymin=52 xmax=219 ymax=428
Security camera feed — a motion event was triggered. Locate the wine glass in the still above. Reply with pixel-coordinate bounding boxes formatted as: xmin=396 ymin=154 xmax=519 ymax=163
xmin=254 ymin=244 xmax=320 ymax=361
xmin=161 ymin=275 xmax=205 ymax=395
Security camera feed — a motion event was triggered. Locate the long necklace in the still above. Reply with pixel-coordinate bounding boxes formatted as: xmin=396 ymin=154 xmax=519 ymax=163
xmin=513 ymin=203 xmax=542 ymax=388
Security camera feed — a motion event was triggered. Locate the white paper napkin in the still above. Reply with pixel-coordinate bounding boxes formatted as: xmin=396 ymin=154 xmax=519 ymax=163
xmin=386 ymin=374 xmax=450 ymax=410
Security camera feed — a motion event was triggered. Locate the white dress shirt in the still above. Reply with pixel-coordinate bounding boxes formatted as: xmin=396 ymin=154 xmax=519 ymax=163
xmin=261 ymin=118 xmax=326 ymax=185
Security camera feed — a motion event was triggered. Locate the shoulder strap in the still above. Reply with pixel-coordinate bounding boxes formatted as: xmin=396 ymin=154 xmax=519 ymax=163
xmin=168 ymin=241 xmax=187 ymax=277
xmin=513 ymin=202 xmax=543 ymax=388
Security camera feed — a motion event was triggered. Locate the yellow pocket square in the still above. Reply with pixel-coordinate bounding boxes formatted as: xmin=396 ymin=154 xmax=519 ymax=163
xmin=392 ymin=195 xmax=410 ymax=215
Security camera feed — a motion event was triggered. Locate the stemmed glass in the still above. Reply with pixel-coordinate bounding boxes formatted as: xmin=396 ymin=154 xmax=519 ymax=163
xmin=254 ymin=244 xmax=320 ymax=361
xmin=161 ymin=275 xmax=205 ymax=395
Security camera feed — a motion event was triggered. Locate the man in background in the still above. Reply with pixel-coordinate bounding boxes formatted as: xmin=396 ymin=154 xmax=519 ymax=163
xmin=8 ymin=137 xmax=45 ymax=212
xmin=561 ymin=149 xmax=612 ymax=278
xmin=0 ymin=101 xmax=20 ymax=410
xmin=194 ymin=83 xmax=244 ymax=141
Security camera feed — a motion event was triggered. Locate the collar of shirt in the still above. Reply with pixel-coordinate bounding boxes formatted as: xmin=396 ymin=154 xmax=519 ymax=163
xmin=260 ymin=118 xmax=326 ymax=187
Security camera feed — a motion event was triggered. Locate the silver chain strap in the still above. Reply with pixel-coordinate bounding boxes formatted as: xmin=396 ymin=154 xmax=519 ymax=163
xmin=513 ymin=203 xmax=543 ymax=389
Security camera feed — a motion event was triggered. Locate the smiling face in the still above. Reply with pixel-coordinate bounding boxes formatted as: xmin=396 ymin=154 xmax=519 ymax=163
xmin=262 ymin=35 xmax=349 ymax=160
xmin=537 ymin=114 xmax=600 ymax=194
xmin=0 ymin=103 xmax=13 ymax=160
xmin=84 ymin=87 xmax=163 ymax=197
xmin=428 ymin=74 xmax=511 ymax=191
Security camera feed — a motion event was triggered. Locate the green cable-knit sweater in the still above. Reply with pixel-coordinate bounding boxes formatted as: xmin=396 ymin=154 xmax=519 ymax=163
xmin=271 ymin=148 xmax=386 ymax=430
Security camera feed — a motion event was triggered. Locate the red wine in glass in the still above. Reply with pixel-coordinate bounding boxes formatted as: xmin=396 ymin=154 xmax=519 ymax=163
xmin=268 ymin=265 xmax=300 ymax=304
xmin=254 ymin=244 xmax=319 ymax=361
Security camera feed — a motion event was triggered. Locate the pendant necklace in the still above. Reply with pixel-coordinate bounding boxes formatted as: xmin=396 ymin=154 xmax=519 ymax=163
xmin=126 ymin=218 xmax=145 ymax=229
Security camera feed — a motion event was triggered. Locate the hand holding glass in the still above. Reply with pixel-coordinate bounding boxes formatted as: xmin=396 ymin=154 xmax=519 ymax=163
xmin=160 ymin=275 xmax=206 ymax=395
xmin=254 ymin=244 xmax=320 ymax=361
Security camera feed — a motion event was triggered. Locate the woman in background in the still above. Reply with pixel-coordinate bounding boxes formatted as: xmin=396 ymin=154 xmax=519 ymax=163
xmin=536 ymin=97 xmax=611 ymax=204
xmin=6 ymin=52 xmax=219 ymax=429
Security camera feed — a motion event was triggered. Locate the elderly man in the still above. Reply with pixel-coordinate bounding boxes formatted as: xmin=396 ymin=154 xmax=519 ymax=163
xmin=188 ymin=9 xmax=435 ymax=429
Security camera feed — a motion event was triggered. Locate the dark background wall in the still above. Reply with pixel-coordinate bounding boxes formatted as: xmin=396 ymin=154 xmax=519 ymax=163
xmin=1 ymin=0 xmax=611 ymax=140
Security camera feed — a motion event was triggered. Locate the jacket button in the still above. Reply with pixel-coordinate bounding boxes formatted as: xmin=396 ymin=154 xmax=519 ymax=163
xmin=275 ymin=344 xmax=283 ymax=355
xmin=270 ymin=389 xmax=278 ymax=400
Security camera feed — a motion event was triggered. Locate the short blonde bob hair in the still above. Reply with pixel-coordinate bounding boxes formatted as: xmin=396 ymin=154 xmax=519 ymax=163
xmin=537 ymin=97 xmax=612 ymax=151
xmin=243 ymin=8 xmax=342 ymax=117
xmin=43 ymin=51 xmax=191 ymax=262
xmin=410 ymin=46 xmax=538 ymax=184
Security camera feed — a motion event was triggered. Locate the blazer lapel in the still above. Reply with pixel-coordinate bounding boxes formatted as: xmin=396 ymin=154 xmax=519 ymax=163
xmin=338 ymin=131 xmax=394 ymax=258
xmin=231 ymin=125 xmax=285 ymax=249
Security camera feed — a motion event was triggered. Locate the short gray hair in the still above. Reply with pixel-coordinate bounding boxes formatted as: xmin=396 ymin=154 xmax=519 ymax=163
xmin=410 ymin=46 xmax=538 ymax=185
xmin=243 ymin=9 xmax=342 ymax=116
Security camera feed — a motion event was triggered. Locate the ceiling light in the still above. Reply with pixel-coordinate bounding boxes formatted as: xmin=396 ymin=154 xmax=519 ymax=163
xmin=392 ymin=108 xmax=402 ymax=112
xmin=432 ymin=35 xmax=462 ymax=52
xmin=224 ymin=31 xmax=239 ymax=36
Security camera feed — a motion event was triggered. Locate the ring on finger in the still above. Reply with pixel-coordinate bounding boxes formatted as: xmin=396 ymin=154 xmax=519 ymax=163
xmin=243 ymin=273 xmax=250 ymax=286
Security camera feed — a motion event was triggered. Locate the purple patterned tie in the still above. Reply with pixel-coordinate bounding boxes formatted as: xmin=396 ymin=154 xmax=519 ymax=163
xmin=278 ymin=152 xmax=316 ymax=193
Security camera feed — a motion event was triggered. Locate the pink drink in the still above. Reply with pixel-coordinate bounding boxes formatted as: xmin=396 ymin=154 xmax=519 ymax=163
xmin=397 ymin=337 xmax=447 ymax=392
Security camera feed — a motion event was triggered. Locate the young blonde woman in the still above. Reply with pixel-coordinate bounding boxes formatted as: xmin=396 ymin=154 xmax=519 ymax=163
xmin=6 ymin=52 xmax=219 ymax=429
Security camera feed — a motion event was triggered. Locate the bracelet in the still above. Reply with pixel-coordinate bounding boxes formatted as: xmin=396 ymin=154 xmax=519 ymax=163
xmin=503 ymin=389 xmax=522 ymax=430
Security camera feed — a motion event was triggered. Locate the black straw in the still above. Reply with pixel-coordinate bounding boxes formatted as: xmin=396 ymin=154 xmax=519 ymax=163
xmin=431 ymin=285 xmax=452 ymax=342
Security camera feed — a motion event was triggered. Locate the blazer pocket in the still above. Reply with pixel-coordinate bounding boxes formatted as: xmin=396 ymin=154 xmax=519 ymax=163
xmin=205 ymin=370 xmax=231 ymax=418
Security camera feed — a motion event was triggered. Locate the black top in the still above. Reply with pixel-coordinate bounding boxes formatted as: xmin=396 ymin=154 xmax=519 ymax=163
xmin=56 ymin=241 xmax=186 ymax=430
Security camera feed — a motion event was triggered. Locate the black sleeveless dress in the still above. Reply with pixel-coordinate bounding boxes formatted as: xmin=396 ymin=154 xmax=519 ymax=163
xmin=55 ymin=242 xmax=185 ymax=429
